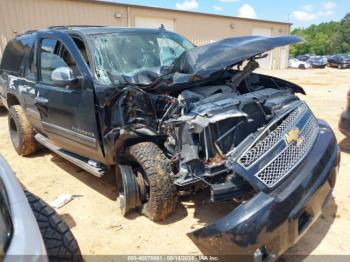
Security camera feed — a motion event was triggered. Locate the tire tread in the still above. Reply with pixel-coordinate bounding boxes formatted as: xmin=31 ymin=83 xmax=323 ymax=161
xmin=25 ymin=191 xmax=82 ymax=262
xmin=129 ymin=142 xmax=177 ymax=221
xmin=8 ymin=105 xmax=38 ymax=156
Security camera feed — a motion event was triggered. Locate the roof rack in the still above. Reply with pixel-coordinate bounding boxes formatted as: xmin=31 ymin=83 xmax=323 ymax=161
xmin=23 ymin=30 xmax=38 ymax=34
xmin=17 ymin=25 xmax=105 ymax=37
xmin=16 ymin=29 xmax=38 ymax=37
xmin=48 ymin=25 xmax=105 ymax=30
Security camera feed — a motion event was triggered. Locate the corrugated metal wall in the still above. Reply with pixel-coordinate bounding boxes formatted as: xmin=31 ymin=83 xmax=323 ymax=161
xmin=0 ymin=0 xmax=291 ymax=69
xmin=0 ymin=0 xmax=128 ymax=57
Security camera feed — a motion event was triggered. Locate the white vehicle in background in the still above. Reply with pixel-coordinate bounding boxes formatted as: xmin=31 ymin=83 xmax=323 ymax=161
xmin=288 ymin=58 xmax=311 ymax=69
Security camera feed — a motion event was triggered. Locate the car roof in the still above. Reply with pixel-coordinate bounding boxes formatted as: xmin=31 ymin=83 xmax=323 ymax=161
xmin=21 ymin=26 xmax=171 ymax=36
xmin=68 ymin=26 xmax=168 ymax=35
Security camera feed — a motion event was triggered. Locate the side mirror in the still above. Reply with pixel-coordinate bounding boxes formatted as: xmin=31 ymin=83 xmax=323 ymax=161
xmin=51 ymin=67 xmax=80 ymax=88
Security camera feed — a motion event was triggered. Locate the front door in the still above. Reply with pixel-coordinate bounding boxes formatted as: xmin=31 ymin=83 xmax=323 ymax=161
xmin=33 ymin=33 xmax=104 ymax=162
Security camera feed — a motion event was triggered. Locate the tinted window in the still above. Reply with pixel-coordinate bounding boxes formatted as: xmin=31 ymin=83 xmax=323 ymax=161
xmin=25 ymin=46 xmax=36 ymax=79
xmin=72 ymin=37 xmax=90 ymax=66
xmin=0 ymin=34 xmax=35 ymax=74
xmin=61 ymin=44 xmax=80 ymax=76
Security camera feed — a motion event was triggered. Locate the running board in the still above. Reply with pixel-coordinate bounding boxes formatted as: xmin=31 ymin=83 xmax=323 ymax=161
xmin=35 ymin=134 xmax=107 ymax=177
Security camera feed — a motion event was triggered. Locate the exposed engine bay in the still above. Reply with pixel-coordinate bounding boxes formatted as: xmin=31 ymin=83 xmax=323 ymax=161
xmin=108 ymin=60 xmax=305 ymax=202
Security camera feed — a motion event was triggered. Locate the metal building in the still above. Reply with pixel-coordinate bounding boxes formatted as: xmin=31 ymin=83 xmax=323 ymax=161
xmin=0 ymin=0 xmax=292 ymax=69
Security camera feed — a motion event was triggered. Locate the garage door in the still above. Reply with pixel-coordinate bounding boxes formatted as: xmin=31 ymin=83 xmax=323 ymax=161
xmin=252 ymin=27 xmax=272 ymax=69
xmin=135 ymin=17 xmax=175 ymax=32
xmin=279 ymin=47 xmax=288 ymax=69
xmin=252 ymin=27 xmax=272 ymax=36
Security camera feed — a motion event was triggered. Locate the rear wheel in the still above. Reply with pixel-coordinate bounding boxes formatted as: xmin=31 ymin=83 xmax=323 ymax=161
xmin=338 ymin=64 xmax=344 ymax=69
xmin=119 ymin=142 xmax=178 ymax=221
xmin=25 ymin=191 xmax=82 ymax=261
xmin=298 ymin=64 xmax=306 ymax=69
xmin=8 ymin=105 xmax=38 ymax=156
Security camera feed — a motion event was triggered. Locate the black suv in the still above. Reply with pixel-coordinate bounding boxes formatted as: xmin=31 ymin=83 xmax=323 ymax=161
xmin=328 ymin=54 xmax=350 ymax=69
xmin=0 ymin=26 xmax=340 ymax=258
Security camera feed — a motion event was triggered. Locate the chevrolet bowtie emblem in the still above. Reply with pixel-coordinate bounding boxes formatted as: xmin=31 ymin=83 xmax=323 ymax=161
xmin=286 ymin=128 xmax=301 ymax=144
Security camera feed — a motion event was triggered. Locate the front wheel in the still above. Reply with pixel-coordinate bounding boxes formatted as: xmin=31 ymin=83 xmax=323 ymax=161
xmin=119 ymin=142 xmax=178 ymax=221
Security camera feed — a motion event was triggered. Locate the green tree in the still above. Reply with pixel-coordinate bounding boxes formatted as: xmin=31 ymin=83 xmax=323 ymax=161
xmin=290 ymin=16 xmax=348 ymax=57
xmin=333 ymin=13 xmax=350 ymax=53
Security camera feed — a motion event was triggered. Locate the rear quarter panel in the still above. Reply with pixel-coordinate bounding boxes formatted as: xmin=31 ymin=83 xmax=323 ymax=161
xmin=0 ymin=71 xmax=26 ymax=109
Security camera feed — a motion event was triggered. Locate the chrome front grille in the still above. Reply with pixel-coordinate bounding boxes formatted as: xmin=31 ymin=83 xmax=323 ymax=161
xmin=239 ymin=103 xmax=308 ymax=167
xmin=237 ymin=102 xmax=319 ymax=188
xmin=256 ymin=115 xmax=319 ymax=188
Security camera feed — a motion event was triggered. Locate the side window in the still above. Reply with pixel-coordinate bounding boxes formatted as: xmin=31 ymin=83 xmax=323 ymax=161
xmin=39 ymin=38 xmax=79 ymax=86
xmin=72 ymin=37 xmax=90 ymax=66
xmin=61 ymin=45 xmax=79 ymax=76
xmin=40 ymin=39 xmax=66 ymax=84
xmin=25 ymin=46 xmax=36 ymax=79
xmin=0 ymin=39 xmax=26 ymax=73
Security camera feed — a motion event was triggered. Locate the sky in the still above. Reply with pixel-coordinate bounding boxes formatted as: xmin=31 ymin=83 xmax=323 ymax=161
xmin=103 ymin=0 xmax=350 ymax=28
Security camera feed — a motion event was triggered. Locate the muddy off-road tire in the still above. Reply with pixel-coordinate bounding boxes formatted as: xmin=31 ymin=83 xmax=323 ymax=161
xmin=8 ymin=105 xmax=38 ymax=156
xmin=129 ymin=142 xmax=178 ymax=221
xmin=25 ymin=191 xmax=82 ymax=262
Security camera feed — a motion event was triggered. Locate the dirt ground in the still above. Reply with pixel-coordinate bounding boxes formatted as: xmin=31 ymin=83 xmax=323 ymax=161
xmin=0 ymin=68 xmax=349 ymax=261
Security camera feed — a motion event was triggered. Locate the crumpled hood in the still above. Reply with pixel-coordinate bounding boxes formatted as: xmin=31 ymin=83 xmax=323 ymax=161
xmin=170 ymin=35 xmax=303 ymax=82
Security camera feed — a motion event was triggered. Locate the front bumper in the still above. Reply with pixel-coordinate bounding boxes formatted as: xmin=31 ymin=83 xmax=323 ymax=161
xmin=188 ymin=120 xmax=340 ymax=260
xmin=339 ymin=107 xmax=350 ymax=136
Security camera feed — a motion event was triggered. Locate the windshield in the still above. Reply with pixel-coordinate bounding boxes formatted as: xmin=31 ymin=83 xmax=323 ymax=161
xmin=89 ymin=31 xmax=194 ymax=85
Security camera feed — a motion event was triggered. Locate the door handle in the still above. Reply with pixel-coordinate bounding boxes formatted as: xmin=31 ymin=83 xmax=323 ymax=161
xmin=34 ymin=97 xmax=48 ymax=105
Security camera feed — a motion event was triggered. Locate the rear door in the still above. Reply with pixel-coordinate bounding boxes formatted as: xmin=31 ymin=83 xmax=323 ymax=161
xmin=34 ymin=32 xmax=104 ymax=162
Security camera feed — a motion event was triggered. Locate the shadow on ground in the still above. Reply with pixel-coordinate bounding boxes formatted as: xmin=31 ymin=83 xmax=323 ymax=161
xmin=185 ymin=191 xmax=239 ymax=225
xmin=42 ymin=150 xmax=119 ymax=201
xmin=0 ymin=107 xmax=7 ymax=116
xmin=26 ymin=148 xmax=236 ymax=225
xmin=157 ymin=191 xmax=237 ymax=226
xmin=60 ymin=213 xmax=77 ymax=229
xmin=339 ymin=137 xmax=350 ymax=154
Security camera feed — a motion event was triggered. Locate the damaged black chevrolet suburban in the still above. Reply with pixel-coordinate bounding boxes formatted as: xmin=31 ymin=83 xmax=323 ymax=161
xmin=0 ymin=26 xmax=340 ymax=259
